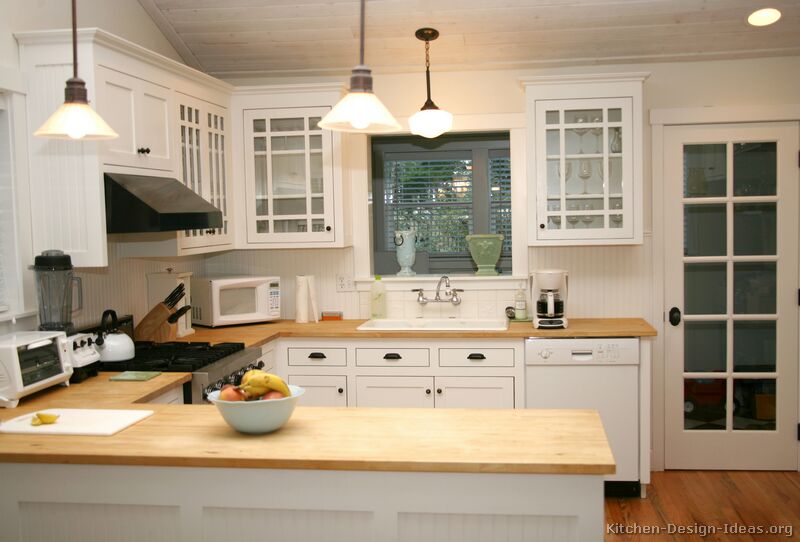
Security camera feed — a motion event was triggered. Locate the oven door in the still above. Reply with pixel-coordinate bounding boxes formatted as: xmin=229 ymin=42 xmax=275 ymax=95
xmin=191 ymin=347 xmax=262 ymax=403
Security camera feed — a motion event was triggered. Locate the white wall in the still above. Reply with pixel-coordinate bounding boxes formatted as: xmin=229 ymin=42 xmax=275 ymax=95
xmin=0 ymin=0 xmax=181 ymax=68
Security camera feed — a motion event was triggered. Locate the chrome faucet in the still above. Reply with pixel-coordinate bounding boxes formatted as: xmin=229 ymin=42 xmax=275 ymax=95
xmin=412 ymin=276 xmax=463 ymax=306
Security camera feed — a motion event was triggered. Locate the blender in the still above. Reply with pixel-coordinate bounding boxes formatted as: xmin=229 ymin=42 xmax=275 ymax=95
xmin=531 ymin=269 xmax=568 ymax=329
xmin=34 ymin=250 xmax=75 ymax=335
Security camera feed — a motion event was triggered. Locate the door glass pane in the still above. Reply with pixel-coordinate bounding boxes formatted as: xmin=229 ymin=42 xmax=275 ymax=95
xmin=311 ymin=219 xmax=325 ymax=232
xmin=684 ymin=204 xmax=726 ymax=256
xmin=271 ymin=135 xmax=304 ymax=151
xmin=684 ymin=263 xmax=726 ymax=314
xmin=254 ymin=155 xmax=267 ymax=201
xmin=273 ymin=198 xmax=306 ymax=215
xmin=310 ymin=135 xmax=322 ymax=150
xmin=564 ymin=109 xmax=601 ymax=124
xmin=566 ymin=215 xmax=603 ymax=229
xmin=684 ymin=378 xmax=726 ymax=430
xmin=609 ymin=127 xmax=622 ymax=154
xmin=547 ymin=215 xmax=562 ymax=229
xmin=274 ymin=219 xmax=307 ymax=232
xmin=684 ymin=144 xmax=726 ymax=197
xmin=547 ymin=159 xmax=563 ymax=204
xmin=545 ymin=110 xmax=559 ymax=124
xmin=734 ymin=203 xmax=776 ymax=255
xmin=734 ymin=142 xmax=776 ymax=196
xmin=733 ymin=262 xmax=776 ymax=314
xmin=578 ymin=158 xmax=602 ymax=196
xmin=271 ymin=154 xmax=306 ymax=195
xmin=270 ymin=118 xmax=304 ymax=132
xmin=253 ymin=137 xmax=266 ymax=152
xmin=310 ymin=153 xmax=323 ymax=193
xmin=255 ymin=199 xmax=268 ymax=216
xmin=309 ymin=117 xmax=321 ymax=130
xmin=546 ymin=129 xmax=559 ymax=156
xmin=252 ymin=119 xmax=266 ymax=132
xmin=734 ymin=321 xmax=776 ymax=372
xmin=684 ymin=321 xmax=726 ymax=372
xmin=311 ymin=197 xmax=324 ymax=214
xmin=256 ymin=220 xmax=269 ymax=233
xmin=608 ymin=108 xmax=622 ymax=122
xmin=733 ymin=379 xmax=775 ymax=430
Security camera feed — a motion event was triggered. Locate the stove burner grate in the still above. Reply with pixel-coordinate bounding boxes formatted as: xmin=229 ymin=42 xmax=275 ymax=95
xmin=99 ymin=341 xmax=245 ymax=373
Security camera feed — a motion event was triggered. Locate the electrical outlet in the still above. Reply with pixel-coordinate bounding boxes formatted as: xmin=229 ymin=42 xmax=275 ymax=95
xmin=336 ymin=274 xmax=355 ymax=292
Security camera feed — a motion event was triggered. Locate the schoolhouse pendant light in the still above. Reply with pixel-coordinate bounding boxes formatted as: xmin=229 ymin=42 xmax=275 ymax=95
xmin=408 ymin=28 xmax=452 ymax=139
xmin=318 ymin=0 xmax=400 ymax=133
xmin=747 ymin=7 xmax=781 ymax=26
xmin=34 ymin=0 xmax=118 ymax=140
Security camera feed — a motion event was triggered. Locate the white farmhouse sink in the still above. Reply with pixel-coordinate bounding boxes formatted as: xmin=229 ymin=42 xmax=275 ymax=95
xmin=357 ymin=318 xmax=509 ymax=331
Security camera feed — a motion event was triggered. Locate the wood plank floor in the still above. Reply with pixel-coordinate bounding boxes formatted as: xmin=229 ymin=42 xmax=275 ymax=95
xmin=605 ymin=471 xmax=800 ymax=541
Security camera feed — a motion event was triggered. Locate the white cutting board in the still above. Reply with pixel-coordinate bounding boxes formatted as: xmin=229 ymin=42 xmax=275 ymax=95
xmin=0 ymin=409 xmax=154 ymax=436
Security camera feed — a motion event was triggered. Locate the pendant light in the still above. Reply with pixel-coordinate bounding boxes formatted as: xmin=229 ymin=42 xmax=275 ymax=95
xmin=34 ymin=0 xmax=118 ymax=140
xmin=317 ymin=0 xmax=400 ymax=133
xmin=408 ymin=28 xmax=452 ymax=139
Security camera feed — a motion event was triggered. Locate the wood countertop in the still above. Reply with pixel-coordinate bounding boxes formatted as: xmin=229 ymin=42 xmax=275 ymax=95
xmin=186 ymin=318 xmax=656 ymax=348
xmin=0 ymin=372 xmax=613 ymax=475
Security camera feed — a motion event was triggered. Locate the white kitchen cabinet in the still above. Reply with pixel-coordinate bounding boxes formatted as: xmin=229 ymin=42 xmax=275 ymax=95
xmin=357 ymin=375 xmax=514 ymax=408
xmin=288 ymin=374 xmax=347 ymax=406
xmin=95 ymin=67 xmax=173 ymax=172
xmin=243 ymin=107 xmax=335 ymax=244
xmin=16 ymin=29 xmax=234 ymax=266
xmin=522 ymin=73 xmax=647 ymax=246
xmin=147 ymin=385 xmax=184 ymax=405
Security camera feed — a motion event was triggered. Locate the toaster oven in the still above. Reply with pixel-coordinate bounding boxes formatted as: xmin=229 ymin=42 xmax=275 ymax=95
xmin=0 ymin=331 xmax=73 ymax=408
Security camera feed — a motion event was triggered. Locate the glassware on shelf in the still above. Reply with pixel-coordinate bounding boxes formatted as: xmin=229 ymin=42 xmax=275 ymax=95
xmin=610 ymin=128 xmax=622 ymax=153
xmin=611 ymin=200 xmax=623 ymax=226
xmin=581 ymin=203 xmax=594 ymax=225
xmin=566 ymin=214 xmax=579 ymax=226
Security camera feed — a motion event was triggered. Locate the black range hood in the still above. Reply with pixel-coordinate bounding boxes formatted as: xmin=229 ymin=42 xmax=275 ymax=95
xmin=104 ymin=173 xmax=222 ymax=233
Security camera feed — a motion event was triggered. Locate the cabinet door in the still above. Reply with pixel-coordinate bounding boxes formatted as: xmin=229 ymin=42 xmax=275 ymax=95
xmin=243 ymin=107 xmax=335 ymax=244
xmin=96 ymin=67 xmax=173 ymax=171
xmin=288 ymin=375 xmax=347 ymax=407
xmin=356 ymin=376 xmax=434 ymax=408
xmin=434 ymin=376 xmax=514 ymax=409
xmin=176 ymin=95 xmax=233 ymax=250
xmin=532 ymin=98 xmax=634 ymax=243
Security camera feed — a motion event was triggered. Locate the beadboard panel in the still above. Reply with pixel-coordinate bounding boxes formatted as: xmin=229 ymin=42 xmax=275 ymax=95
xmin=203 ymin=507 xmax=373 ymax=542
xmin=203 ymin=247 xmax=360 ymax=320
xmin=528 ymin=233 xmax=654 ymax=319
xmin=19 ymin=501 xmax=180 ymax=542
xmin=398 ymin=512 xmax=577 ymax=542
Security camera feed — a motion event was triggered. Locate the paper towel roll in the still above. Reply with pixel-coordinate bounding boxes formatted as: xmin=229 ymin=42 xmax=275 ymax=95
xmin=307 ymin=275 xmax=319 ymax=323
xmin=295 ymin=275 xmax=309 ymax=323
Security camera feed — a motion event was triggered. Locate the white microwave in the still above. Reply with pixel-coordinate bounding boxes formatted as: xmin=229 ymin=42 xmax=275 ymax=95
xmin=0 ymin=331 xmax=73 ymax=408
xmin=191 ymin=276 xmax=281 ymax=327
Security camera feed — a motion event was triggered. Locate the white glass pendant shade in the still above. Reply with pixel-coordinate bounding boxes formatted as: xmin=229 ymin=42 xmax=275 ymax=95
xmin=318 ymin=90 xmax=401 ymax=133
xmin=409 ymin=108 xmax=453 ymax=139
xmin=747 ymin=7 xmax=781 ymax=26
xmin=35 ymin=101 xmax=119 ymax=140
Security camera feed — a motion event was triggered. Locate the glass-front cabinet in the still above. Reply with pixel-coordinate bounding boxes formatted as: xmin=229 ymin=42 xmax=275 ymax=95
xmin=243 ymin=107 xmax=335 ymax=244
xmin=523 ymin=74 xmax=646 ymax=245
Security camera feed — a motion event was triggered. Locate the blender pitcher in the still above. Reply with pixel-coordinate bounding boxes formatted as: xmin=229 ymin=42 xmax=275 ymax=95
xmin=34 ymin=250 xmax=76 ymax=334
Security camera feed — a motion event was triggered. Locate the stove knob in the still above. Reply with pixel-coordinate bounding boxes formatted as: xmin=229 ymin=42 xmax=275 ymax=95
xmin=72 ymin=342 xmax=79 ymax=351
xmin=256 ymin=361 xmax=264 ymax=369
xmin=216 ymin=379 xmax=224 ymax=389
xmin=224 ymin=374 xmax=236 ymax=384
xmin=87 ymin=337 xmax=93 ymax=346
xmin=80 ymin=340 xmax=87 ymax=347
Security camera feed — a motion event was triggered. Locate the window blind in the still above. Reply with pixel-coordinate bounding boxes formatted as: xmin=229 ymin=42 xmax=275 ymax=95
xmin=489 ymin=150 xmax=512 ymax=254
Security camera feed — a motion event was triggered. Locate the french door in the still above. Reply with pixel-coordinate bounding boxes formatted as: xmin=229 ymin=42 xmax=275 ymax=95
xmin=664 ymin=122 xmax=798 ymax=469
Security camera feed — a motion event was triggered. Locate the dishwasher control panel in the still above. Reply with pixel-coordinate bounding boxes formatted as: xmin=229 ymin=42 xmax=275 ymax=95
xmin=525 ymin=338 xmax=639 ymax=365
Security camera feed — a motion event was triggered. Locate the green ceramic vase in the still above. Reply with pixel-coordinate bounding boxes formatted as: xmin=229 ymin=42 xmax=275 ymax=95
xmin=466 ymin=234 xmax=504 ymax=275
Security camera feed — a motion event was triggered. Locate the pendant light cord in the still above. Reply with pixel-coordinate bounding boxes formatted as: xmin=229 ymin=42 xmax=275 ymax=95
xmin=359 ymin=0 xmax=365 ymax=65
xmin=424 ymin=39 xmax=432 ymax=102
xmin=71 ymin=0 xmax=78 ymax=79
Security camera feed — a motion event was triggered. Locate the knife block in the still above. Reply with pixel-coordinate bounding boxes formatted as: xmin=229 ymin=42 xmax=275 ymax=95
xmin=147 ymin=271 xmax=194 ymax=337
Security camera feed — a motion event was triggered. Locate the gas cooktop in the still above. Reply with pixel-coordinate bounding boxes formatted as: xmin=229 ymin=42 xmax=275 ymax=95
xmin=98 ymin=341 xmax=246 ymax=373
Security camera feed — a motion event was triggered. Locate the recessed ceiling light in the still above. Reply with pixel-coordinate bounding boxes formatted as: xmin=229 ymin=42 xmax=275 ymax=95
xmin=747 ymin=7 xmax=781 ymax=26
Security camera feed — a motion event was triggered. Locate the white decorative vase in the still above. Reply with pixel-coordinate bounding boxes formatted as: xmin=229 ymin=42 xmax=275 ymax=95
xmin=394 ymin=230 xmax=416 ymax=276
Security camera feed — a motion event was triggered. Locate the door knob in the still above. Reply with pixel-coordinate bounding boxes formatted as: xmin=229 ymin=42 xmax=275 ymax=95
xmin=668 ymin=307 xmax=682 ymax=326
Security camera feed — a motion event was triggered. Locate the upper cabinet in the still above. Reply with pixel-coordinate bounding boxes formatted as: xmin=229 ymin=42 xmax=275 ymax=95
xmin=16 ymin=29 xmax=235 ymax=265
xmin=522 ymin=73 xmax=648 ymax=246
xmin=231 ymin=86 xmax=350 ymax=249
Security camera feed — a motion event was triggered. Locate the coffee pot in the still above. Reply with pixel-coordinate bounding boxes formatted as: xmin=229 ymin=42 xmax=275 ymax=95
xmin=530 ymin=269 xmax=569 ymax=329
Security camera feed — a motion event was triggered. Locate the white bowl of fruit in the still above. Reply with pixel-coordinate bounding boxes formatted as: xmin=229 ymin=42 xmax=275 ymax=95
xmin=207 ymin=370 xmax=304 ymax=434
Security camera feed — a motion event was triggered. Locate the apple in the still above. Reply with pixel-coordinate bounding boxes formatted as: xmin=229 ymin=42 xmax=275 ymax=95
xmin=260 ymin=390 xmax=286 ymax=400
xmin=218 ymin=385 xmax=246 ymax=401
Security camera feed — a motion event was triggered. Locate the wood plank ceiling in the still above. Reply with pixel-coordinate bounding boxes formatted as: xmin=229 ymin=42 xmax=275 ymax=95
xmin=138 ymin=0 xmax=800 ymax=78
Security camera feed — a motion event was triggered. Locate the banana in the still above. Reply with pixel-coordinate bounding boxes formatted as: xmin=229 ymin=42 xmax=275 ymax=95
xmin=31 ymin=412 xmax=59 ymax=426
xmin=240 ymin=369 xmax=261 ymax=387
xmin=239 ymin=371 xmax=291 ymax=399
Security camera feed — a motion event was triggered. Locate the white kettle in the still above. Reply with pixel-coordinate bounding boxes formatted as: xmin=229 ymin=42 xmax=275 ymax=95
xmin=95 ymin=310 xmax=135 ymax=362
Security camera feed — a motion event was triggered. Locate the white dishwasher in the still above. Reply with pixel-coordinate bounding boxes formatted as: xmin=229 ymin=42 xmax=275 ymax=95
xmin=526 ymin=338 xmax=640 ymax=495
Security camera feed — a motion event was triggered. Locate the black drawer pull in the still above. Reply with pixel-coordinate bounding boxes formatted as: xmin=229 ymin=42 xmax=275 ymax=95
xmin=308 ymin=352 xmax=327 ymax=359
xmin=467 ymin=353 xmax=486 ymax=360
xmin=137 ymin=147 xmax=151 ymax=154
xmin=383 ymin=353 xmax=402 ymax=360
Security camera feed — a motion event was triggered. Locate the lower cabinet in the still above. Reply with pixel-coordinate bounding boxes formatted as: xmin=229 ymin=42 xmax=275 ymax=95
xmin=147 ymin=385 xmax=184 ymax=405
xmin=356 ymin=376 xmax=514 ymax=408
xmin=288 ymin=374 xmax=347 ymax=407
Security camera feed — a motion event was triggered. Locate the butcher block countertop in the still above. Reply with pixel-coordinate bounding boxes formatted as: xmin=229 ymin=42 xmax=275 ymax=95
xmin=0 ymin=373 xmax=614 ymax=475
xmin=186 ymin=318 xmax=656 ymax=348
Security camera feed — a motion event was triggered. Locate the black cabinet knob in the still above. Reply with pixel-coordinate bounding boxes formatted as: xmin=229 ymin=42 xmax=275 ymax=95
xmin=337 ymin=388 xmax=344 ymax=394
xmin=669 ymin=307 xmax=682 ymax=326
xmin=325 ymin=226 xmax=332 ymax=231
xmin=425 ymin=389 xmax=431 ymax=395
xmin=539 ymin=223 xmax=545 ymax=229
xmin=436 ymin=388 xmax=442 ymax=394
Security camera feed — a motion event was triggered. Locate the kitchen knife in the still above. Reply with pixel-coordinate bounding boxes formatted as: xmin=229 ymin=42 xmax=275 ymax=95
xmin=168 ymin=305 xmax=191 ymax=324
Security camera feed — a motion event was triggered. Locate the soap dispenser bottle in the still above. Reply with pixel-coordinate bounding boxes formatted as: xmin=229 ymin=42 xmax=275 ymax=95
xmin=370 ymin=275 xmax=387 ymax=318
xmin=514 ymin=287 xmax=528 ymax=320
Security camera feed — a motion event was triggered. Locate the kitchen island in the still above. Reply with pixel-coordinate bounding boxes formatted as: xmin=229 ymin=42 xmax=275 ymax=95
xmin=0 ymin=373 xmax=614 ymax=542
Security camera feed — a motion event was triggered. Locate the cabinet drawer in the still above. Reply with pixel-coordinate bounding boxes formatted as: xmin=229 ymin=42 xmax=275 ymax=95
xmin=438 ymin=348 xmax=515 ymax=367
xmin=355 ymin=348 xmax=430 ymax=367
xmin=288 ymin=347 xmax=347 ymax=366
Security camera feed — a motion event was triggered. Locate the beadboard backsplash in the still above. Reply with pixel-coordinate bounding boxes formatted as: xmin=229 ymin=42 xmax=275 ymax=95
xmin=64 ymin=234 xmax=654 ymax=332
